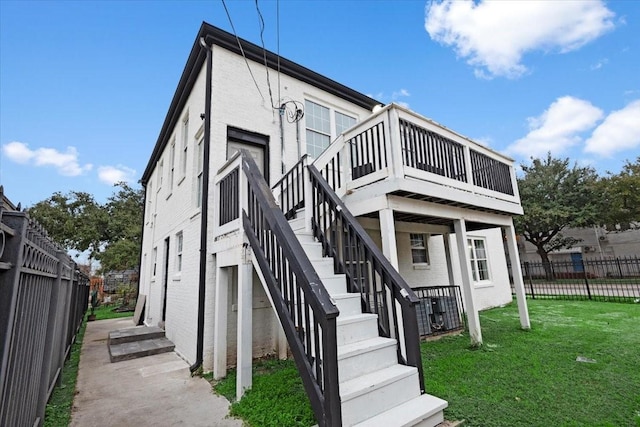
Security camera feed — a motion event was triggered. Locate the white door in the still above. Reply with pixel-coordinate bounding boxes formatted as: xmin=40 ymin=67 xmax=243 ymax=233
xmin=228 ymin=141 xmax=265 ymax=176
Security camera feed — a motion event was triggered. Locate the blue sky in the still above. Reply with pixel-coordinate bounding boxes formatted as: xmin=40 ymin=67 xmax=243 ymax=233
xmin=1 ymin=0 xmax=639 ymax=207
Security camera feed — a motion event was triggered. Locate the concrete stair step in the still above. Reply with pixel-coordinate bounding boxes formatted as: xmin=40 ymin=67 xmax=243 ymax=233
xmin=351 ymin=394 xmax=448 ymax=427
xmin=336 ymin=313 xmax=379 ymax=346
xmin=337 ymin=336 xmax=398 ymax=382
xmin=109 ymin=337 xmax=175 ymax=363
xmin=332 ymin=293 xmax=363 ymax=316
xmin=340 ymin=364 xmax=421 ymax=426
xmin=108 ymin=326 xmax=165 ymax=345
xmin=289 ymin=216 xmax=305 ymax=231
xmin=300 ymin=241 xmax=323 ymax=259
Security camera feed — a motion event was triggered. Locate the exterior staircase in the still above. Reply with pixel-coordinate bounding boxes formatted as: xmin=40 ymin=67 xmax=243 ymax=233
xmin=107 ymin=326 xmax=175 ymax=363
xmin=287 ymin=213 xmax=447 ymax=427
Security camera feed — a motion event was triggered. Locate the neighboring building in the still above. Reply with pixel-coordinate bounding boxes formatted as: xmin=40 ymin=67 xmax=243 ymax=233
xmin=138 ymin=23 xmax=529 ymax=427
xmin=519 ymin=226 xmax=640 ymax=263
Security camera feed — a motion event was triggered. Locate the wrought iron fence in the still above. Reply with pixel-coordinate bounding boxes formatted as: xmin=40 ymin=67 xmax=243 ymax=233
xmin=0 ymin=209 xmax=90 ymax=427
xmin=510 ymin=257 xmax=640 ymax=302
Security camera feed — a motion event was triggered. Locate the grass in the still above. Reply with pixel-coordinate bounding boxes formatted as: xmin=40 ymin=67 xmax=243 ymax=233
xmin=208 ymin=300 xmax=640 ymax=427
xmin=211 ymin=358 xmax=315 ymax=427
xmin=43 ymin=318 xmax=86 ymax=427
xmin=423 ymin=300 xmax=640 ymax=426
xmin=90 ymin=303 xmax=134 ymax=320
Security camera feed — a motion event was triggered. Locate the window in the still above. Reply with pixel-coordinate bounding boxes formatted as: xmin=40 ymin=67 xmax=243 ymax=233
xmin=181 ymin=116 xmax=189 ymax=179
xmin=175 ymin=232 xmax=183 ymax=272
xmin=152 ymin=247 xmax=158 ymax=277
xmin=468 ymin=238 xmax=490 ymax=282
xmin=169 ymin=139 xmax=176 ymax=192
xmin=146 ymin=182 xmax=153 ymax=222
xmin=196 ymin=137 xmax=204 ymax=207
xmin=305 ymin=100 xmax=331 ymax=158
xmin=410 ymin=234 xmax=429 ymax=264
xmin=335 ymin=111 xmax=357 ymax=135
xmin=157 ymin=159 xmax=164 ymax=190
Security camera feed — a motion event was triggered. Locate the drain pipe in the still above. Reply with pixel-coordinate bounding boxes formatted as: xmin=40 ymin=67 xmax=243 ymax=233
xmin=190 ymin=36 xmax=213 ymax=374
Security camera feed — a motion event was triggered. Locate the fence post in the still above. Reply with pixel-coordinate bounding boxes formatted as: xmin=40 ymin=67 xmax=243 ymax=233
xmin=524 ymin=262 xmax=535 ymax=299
xmin=581 ymin=259 xmax=592 ymax=300
xmin=616 ymin=257 xmax=623 ymax=278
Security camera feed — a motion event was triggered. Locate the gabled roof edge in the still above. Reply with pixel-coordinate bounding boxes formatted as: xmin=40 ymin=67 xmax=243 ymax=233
xmin=141 ymin=22 xmax=380 ymax=184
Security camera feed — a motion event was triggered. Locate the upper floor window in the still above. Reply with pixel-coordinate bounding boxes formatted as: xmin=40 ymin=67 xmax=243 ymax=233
xmin=468 ymin=237 xmax=490 ymax=282
xmin=181 ymin=116 xmax=189 ymax=179
xmin=196 ymin=137 xmax=204 ymax=208
xmin=146 ymin=181 xmax=153 ymax=222
xmin=157 ymin=159 xmax=164 ymax=190
xmin=335 ymin=111 xmax=357 ymax=135
xmin=152 ymin=247 xmax=158 ymax=277
xmin=169 ymin=139 xmax=176 ymax=192
xmin=305 ymin=100 xmax=331 ymax=158
xmin=305 ymin=99 xmax=358 ymax=158
xmin=410 ymin=233 xmax=429 ymax=265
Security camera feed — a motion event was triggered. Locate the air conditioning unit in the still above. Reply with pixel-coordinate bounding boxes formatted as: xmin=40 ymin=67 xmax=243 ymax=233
xmin=583 ymin=246 xmax=594 ymax=253
xmin=599 ymin=235 xmax=608 ymax=242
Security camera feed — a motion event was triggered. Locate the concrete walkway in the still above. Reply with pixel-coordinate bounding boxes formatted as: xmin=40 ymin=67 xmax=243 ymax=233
xmin=71 ymin=317 xmax=242 ymax=427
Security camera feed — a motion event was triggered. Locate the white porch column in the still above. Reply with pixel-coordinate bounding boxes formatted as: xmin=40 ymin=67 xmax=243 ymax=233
xmin=442 ymin=233 xmax=455 ymax=287
xmin=503 ymin=220 xmax=531 ymax=329
xmin=453 ymin=219 xmax=483 ymax=345
xmin=379 ymin=208 xmax=399 ymax=268
xmin=213 ymin=265 xmax=228 ymax=380
xmin=236 ymin=258 xmax=253 ymax=399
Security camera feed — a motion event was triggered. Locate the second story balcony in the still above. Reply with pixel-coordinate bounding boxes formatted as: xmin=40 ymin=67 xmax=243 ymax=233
xmin=314 ymin=104 xmax=523 ymax=216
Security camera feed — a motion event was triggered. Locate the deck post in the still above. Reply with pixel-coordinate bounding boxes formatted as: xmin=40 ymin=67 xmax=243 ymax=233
xmin=442 ymin=233 xmax=456 ymax=287
xmin=213 ymin=264 xmax=228 ymax=379
xmin=379 ymin=207 xmax=399 ymax=269
xmin=453 ymin=218 xmax=483 ymax=345
xmin=236 ymin=256 xmax=253 ymax=399
xmin=503 ymin=220 xmax=531 ymax=329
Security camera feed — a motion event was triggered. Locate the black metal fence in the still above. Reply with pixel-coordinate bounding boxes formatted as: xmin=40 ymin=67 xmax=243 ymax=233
xmin=511 ymin=257 xmax=640 ymax=302
xmin=413 ymin=286 xmax=465 ymax=338
xmin=0 ymin=210 xmax=90 ymax=427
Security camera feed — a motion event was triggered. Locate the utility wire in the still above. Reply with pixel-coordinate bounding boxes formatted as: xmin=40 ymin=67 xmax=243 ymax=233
xmin=255 ymin=0 xmax=277 ymax=110
xmin=221 ymin=0 xmax=265 ymax=102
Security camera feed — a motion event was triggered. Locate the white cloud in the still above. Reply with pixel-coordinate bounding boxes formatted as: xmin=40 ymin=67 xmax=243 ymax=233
xmin=590 ymin=58 xmax=608 ymax=70
xmin=584 ymin=100 xmax=640 ymax=157
xmin=507 ymin=96 xmax=603 ymax=157
xmin=425 ymin=0 xmax=615 ymax=79
xmin=2 ymin=141 xmax=92 ymax=176
xmin=98 ymin=165 xmax=136 ymax=185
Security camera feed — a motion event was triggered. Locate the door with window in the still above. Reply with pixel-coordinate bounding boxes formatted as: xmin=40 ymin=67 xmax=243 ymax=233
xmin=227 ymin=127 xmax=268 ymax=180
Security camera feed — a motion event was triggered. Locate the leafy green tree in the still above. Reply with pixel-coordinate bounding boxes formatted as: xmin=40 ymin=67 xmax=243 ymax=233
xmin=514 ymin=154 xmax=601 ymax=270
xmin=27 ymin=182 xmax=144 ymax=274
xmin=598 ymin=157 xmax=640 ymax=230
xmin=97 ymin=182 xmax=144 ymax=273
xmin=28 ymin=191 xmax=107 ymax=259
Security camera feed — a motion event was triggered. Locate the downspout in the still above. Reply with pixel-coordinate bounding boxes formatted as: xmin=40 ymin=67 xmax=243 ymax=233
xmin=190 ymin=36 xmax=213 ymax=374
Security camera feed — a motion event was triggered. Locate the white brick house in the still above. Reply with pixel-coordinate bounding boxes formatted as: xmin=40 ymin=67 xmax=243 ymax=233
xmin=138 ymin=22 xmax=530 ymax=427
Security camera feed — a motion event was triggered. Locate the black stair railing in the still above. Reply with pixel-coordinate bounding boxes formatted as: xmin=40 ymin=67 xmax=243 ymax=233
xmin=239 ymin=151 xmax=342 ymax=427
xmin=308 ymin=164 xmax=426 ymax=394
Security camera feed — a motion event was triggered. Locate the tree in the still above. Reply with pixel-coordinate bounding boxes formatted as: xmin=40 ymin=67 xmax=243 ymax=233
xmin=96 ymin=182 xmax=144 ymax=273
xmin=598 ymin=157 xmax=640 ymax=230
xmin=27 ymin=182 xmax=144 ymax=274
xmin=514 ymin=154 xmax=601 ymax=270
xmin=28 ymin=191 xmax=107 ymax=259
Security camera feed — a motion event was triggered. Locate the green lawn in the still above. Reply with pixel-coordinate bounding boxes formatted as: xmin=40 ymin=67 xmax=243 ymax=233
xmin=90 ymin=303 xmax=134 ymax=320
xmin=213 ymin=300 xmax=640 ymax=427
xmin=423 ymin=300 xmax=640 ymax=426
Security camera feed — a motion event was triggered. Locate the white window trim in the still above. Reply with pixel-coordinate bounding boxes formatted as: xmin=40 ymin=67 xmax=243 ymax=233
xmin=175 ymin=231 xmax=183 ymax=276
xmin=468 ymin=236 xmax=492 ymax=285
xmin=304 ymin=97 xmax=359 ymax=158
xmin=410 ymin=233 xmax=430 ymax=268
xmin=180 ymin=114 xmax=190 ymax=183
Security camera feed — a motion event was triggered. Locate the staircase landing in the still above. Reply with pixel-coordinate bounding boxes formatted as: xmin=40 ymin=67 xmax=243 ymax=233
xmin=108 ymin=326 xmax=174 ymax=363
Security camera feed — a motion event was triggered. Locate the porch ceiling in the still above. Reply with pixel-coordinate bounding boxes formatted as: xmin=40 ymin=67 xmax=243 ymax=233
xmin=390 ymin=190 xmax=511 ymax=216
xmin=360 ymin=209 xmax=498 ymax=233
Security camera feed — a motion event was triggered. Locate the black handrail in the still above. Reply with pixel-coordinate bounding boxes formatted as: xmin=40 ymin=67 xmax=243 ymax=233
xmin=272 ymin=155 xmax=307 ymax=220
xmin=307 ymin=164 xmax=426 ymax=393
xmin=239 ymin=151 xmax=342 ymax=427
